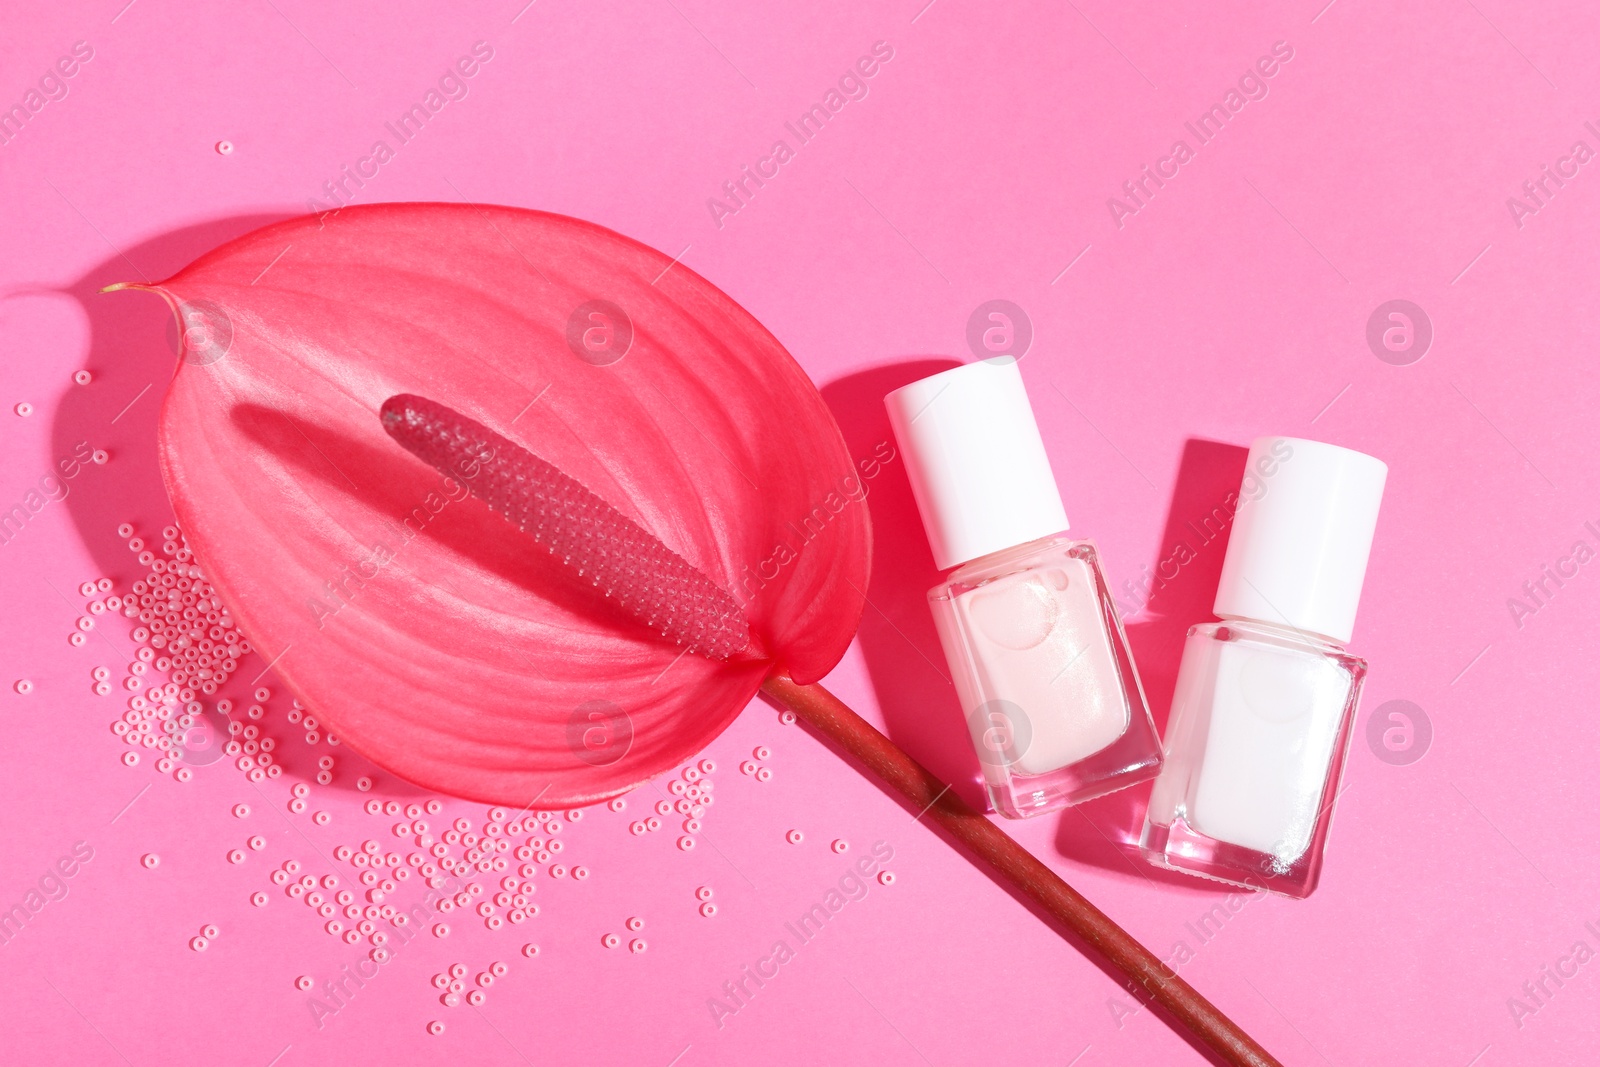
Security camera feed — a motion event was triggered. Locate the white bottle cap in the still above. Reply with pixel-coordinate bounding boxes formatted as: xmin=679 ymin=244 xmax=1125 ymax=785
xmin=884 ymin=358 xmax=1069 ymax=570
xmin=1213 ymin=436 xmax=1387 ymax=644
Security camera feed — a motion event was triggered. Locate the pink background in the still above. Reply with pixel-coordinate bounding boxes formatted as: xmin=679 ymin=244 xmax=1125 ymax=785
xmin=2 ymin=1 xmax=1597 ymax=1064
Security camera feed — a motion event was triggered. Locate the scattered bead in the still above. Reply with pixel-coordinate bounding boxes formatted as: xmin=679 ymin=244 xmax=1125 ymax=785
xmin=97 ymin=523 xmax=250 ymax=719
xmin=832 ymin=839 xmax=849 ymax=854
xmin=700 ymin=902 xmax=717 ymax=918
xmin=296 ymin=975 xmax=313 ymax=990
xmin=521 ymin=943 xmax=539 ymax=957
xmin=695 ymin=886 xmax=713 ymax=902
xmin=629 ymin=938 xmax=647 ymax=954
xmin=878 ymin=871 xmax=895 ymax=886
xmin=74 ymin=370 xmax=93 ymax=385
xmin=786 ymin=829 xmax=803 ymax=844
xmin=14 ymin=402 xmax=32 ymax=417
xmin=602 ymin=933 xmax=619 ymax=948
xmin=426 ymin=1021 xmax=444 ymax=1036
xmin=13 ymin=680 xmax=31 ymax=695
xmin=141 ymin=853 xmax=159 ymax=869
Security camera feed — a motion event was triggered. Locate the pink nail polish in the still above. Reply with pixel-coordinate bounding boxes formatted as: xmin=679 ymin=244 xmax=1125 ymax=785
xmin=1140 ymin=437 xmax=1386 ymax=898
xmin=886 ymin=358 xmax=1161 ymax=818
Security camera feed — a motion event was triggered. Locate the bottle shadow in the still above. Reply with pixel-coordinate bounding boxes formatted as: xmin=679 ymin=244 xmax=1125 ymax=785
xmin=818 ymin=358 xmax=993 ymax=812
xmin=1052 ymin=438 xmax=1251 ymax=891
xmin=40 ymin=213 xmax=409 ymax=798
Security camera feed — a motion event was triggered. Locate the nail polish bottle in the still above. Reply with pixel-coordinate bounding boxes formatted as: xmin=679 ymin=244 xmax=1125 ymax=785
xmin=885 ymin=358 xmax=1162 ymax=818
xmin=1140 ymin=436 xmax=1386 ymax=898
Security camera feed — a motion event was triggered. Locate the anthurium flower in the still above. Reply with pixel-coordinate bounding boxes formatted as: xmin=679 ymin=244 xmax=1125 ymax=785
xmin=121 ymin=203 xmax=869 ymax=806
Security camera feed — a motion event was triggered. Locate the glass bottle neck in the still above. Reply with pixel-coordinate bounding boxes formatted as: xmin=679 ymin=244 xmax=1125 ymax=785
xmin=948 ymin=532 xmax=1075 ymax=576
xmin=1215 ymin=614 xmax=1347 ymax=650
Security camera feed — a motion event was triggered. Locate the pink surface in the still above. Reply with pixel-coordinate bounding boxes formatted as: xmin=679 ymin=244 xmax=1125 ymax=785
xmin=1 ymin=2 xmax=1595 ymax=1065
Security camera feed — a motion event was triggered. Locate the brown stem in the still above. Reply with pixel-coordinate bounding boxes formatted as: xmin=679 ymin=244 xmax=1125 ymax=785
xmin=761 ymin=673 xmax=1282 ymax=1067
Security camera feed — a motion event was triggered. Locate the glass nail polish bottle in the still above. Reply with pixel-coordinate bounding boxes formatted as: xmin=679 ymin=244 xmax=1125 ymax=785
xmin=1140 ymin=436 xmax=1387 ymax=898
xmin=885 ymin=358 xmax=1162 ymax=818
